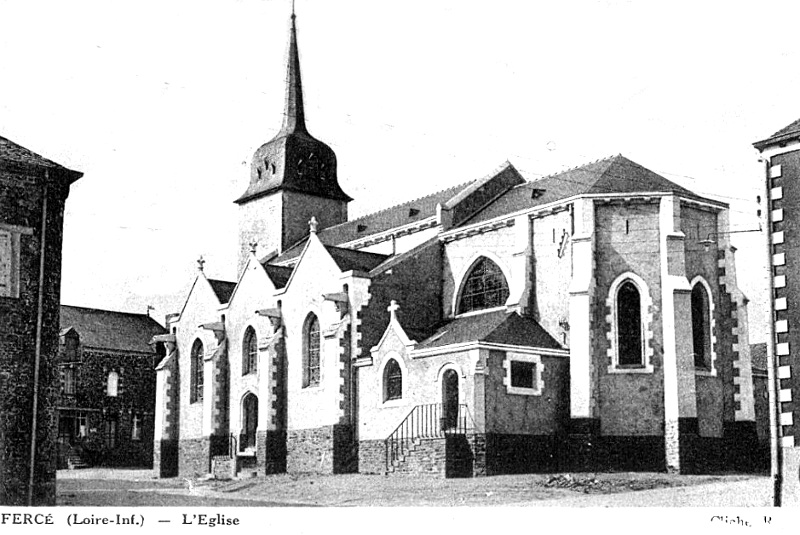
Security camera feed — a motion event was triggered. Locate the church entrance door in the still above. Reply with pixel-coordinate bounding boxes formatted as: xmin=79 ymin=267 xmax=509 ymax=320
xmin=441 ymin=369 xmax=459 ymax=431
xmin=242 ymin=394 xmax=258 ymax=451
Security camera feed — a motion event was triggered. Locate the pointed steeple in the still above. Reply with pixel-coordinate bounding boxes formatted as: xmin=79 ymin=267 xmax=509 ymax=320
xmin=281 ymin=9 xmax=307 ymax=134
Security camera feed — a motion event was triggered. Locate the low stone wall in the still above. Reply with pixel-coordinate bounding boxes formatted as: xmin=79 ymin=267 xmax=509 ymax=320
xmin=178 ymin=437 xmax=210 ymax=477
xmin=358 ymin=439 xmax=386 ymax=475
xmin=212 ymin=456 xmax=236 ymax=480
xmin=287 ymin=424 xmax=355 ymax=474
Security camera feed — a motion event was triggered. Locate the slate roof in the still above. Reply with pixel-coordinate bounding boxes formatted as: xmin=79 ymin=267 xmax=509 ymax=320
xmin=464 ymin=155 xmax=718 ymax=226
xmin=208 ymin=279 xmax=236 ymax=304
xmin=751 ymin=343 xmax=767 ymax=372
xmin=60 ymin=305 xmax=166 ymax=354
xmin=754 ymin=118 xmax=800 ymax=150
xmin=0 ymin=135 xmax=83 ymax=183
xmin=325 ymin=245 xmax=388 ymax=272
xmin=262 ymin=264 xmax=293 ymax=289
xmin=273 ymin=179 xmax=474 ymax=264
xmin=414 ymin=309 xmax=563 ymax=351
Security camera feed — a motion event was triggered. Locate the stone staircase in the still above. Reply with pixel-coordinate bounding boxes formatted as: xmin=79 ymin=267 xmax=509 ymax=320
xmin=388 ymin=437 xmax=447 ymax=476
xmin=65 ymin=448 xmax=89 ymax=470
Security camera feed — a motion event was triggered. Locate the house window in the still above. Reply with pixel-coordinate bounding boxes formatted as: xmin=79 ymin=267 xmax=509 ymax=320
xmin=384 ymin=358 xmax=402 ymax=401
xmin=457 ymin=257 xmax=509 ymax=314
xmin=691 ymin=281 xmax=712 ymax=369
xmin=104 ymin=417 xmax=118 ymax=449
xmin=617 ymin=281 xmax=643 ymax=367
xmin=303 ymin=314 xmax=320 ymax=388
xmin=503 ymin=353 xmax=543 ymax=395
xmin=65 ymin=334 xmax=79 ymax=358
xmin=131 ymin=414 xmax=142 ymax=441
xmin=190 ymin=339 xmax=204 ymax=403
xmin=243 ymin=327 xmax=258 ymax=375
xmin=64 ymin=366 xmax=75 ymax=395
xmin=106 ymin=371 xmax=119 ymax=397
xmin=511 ymin=361 xmax=536 ymax=389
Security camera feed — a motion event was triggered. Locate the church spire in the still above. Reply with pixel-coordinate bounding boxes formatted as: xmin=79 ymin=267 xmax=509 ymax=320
xmin=281 ymin=6 xmax=307 ymax=135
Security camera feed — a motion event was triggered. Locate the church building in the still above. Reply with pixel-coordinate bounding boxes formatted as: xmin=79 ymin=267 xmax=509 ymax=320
xmin=153 ymin=12 xmax=760 ymax=478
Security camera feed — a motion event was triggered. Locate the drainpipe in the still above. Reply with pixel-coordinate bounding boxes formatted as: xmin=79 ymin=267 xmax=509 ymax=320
xmin=28 ymin=173 xmax=49 ymax=506
xmin=760 ymin=156 xmax=782 ymax=506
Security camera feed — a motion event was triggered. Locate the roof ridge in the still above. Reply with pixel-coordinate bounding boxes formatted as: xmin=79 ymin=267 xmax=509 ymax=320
xmin=531 ymin=154 xmax=619 ymax=183
xmin=322 ymin=177 xmax=477 ymax=232
xmin=61 ymin=304 xmax=156 ymax=318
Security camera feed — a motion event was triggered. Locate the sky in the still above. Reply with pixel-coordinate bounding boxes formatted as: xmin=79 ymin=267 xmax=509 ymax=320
xmin=2 ymin=0 xmax=799 ymax=342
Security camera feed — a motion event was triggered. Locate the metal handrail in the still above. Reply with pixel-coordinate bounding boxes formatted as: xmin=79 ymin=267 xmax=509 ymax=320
xmin=228 ymin=433 xmax=238 ymax=457
xmin=384 ymin=403 xmax=474 ymax=472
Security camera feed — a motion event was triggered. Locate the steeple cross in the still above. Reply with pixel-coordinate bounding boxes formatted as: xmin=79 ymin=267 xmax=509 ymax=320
xmin=387 ymin=300 xmax=400 ymax=321
xmin=309 ymin=216 xmax=318 ymax=234
xmin=197 ymin=255 xmax=206 ymax=272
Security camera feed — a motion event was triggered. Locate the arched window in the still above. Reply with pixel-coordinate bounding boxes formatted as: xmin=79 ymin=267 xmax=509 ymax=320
xmin=691 ymin=282 xmax=712 ymax=369
xmin=106 ymin=371 xmax=119 ymax=397
xmin=190 ymin=339 xmax=204 ymax=403
xmin=384 ymin=359 xmax=402 ymax=401
xmin=243 ymin=327 xmax=258 ymax=375
xmin=303 ymin=314 xmax=321 ymax=388
xmin=617 ymin=281 xmax=643 ymax=367
xmin=457 ymin=257 xmax=509 ymax=314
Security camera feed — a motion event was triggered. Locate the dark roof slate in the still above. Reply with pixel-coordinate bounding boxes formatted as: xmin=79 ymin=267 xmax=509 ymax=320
xmin=263 ymin=264 xmax=293 ymax=289
xmin=60 ymin=305 xmax=166 ymax=354
xmin=325 ymin=245 xmax=388 ymax=273
xmin=0 ymin=135 xmax=82 ymax=182
xmin=208 ymin=279 xmax=236 ymax=304
xmin=273 ymin=179 xmax=474 ymax=265
xmin=754 ymin=118 xmax=800 ymax=150
xmin=464 ymin=155 xmax=716 ymax=226
xmin=415 ymin=309 xmax=563 ymax=351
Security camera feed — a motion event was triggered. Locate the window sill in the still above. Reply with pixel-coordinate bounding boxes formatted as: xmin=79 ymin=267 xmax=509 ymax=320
xmin=379 ymin=397 xmax=406 ymax=408
xmin=694 ymin=367 xmax=717 ymax=377
xmin=505 ymin=386 xmax=542 ymax=396
xmin=607 ymin=364 xmax=654 ymax=374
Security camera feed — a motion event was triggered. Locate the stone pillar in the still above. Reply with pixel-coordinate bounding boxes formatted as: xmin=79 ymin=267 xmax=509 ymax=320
xmin=567 ymin=198 xmax=599 ymax=469
xmin=507 ymin=214 xmax=532 ymax=314
xmin=201 ymin=324 xmax=229 ymax=470
xmin=471 ymin=348 xmax=488 ymax=476
xmin=256 ymin=308 xmax=287 ymax=474
xmin=659 ymin=195 xmax=696 ymax=473
xmin=153 ymin=336 xmax=179 ymax=478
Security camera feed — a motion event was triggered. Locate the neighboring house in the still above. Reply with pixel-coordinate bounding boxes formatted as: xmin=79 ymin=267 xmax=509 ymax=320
xmin=0 ymin=136 xmax=82 ymax=505
xmin=57 ymin=305 xmax=166 ymax=469
xmin=153 ymin=12 xmax=761 ymax=479
xmin=754 ymin=119 xmax=800 ymax=504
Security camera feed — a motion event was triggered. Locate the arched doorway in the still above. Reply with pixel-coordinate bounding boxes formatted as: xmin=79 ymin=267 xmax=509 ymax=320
xmin=241 ymin=393 xmax=258 ymax=451
xmin=441 ymin=369 xmax=459 ymax=431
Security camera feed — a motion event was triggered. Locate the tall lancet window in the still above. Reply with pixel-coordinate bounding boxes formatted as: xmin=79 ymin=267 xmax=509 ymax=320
xmin=243 ymin=327 xmax=258 ymax=376
xmin=303 ymin=314 xmax=320 ymax=388
xmin=191 ymin=339 xmax=204 ymax=403
xmin=691 ymin=282 xmax=712 ymax=369
xmin=617 ymin=281 xmax=643 ymax=367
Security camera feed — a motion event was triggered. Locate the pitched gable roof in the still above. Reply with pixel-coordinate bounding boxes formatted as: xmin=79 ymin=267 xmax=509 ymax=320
xmin=464 ymin=155 xmax=719 ymax=226
xmin=272 ymin=179 xmax=474 ymax=265
xmin=262 ymin=263 xmax=293 ymax=289
xmin=415 ymin=309 xmax=563 ymax=351
xmin=208 ymin=279 xmax=236 ymax=304
xmin=60 ymin=305 xmax=166 ymax=354
xmin=324 ymin=245 xmax=388 ymax=272
xmin=0 ymin=135 xmax=83 ymax=183
xmin=754 ymin=118 xmax=800 ymax=150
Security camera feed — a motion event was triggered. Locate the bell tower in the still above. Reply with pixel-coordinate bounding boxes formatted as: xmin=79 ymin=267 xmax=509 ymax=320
xmin=234 ymin=8 xmax=350 ymax=272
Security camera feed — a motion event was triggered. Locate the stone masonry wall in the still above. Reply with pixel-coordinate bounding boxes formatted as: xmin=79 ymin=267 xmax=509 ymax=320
xmin=1 ymin=167 xmax=70 ymax=505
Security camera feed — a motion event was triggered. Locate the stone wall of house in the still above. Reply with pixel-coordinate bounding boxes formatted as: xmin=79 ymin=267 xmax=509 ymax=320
xmin=1 ymin=166 xmax=71 ymax=505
